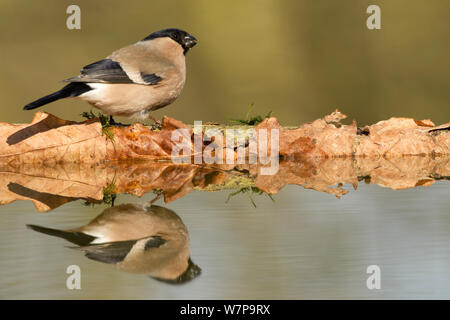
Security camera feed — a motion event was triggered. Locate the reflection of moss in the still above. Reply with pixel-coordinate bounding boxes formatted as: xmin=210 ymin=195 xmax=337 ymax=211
xmin=226 ymin=186 xmax=274 ymax=208
xmin=195 ymin=175 xmax=255 ymax=191
xmin=230 ymin=103 xmax=272 ymax=126
xmin=103 ymin=178 xmax=117 ymax=206
xmin=192 ymin=175 xmax=274 ymax=207
xmin=83 ymin=176 xmax=117 ymax=207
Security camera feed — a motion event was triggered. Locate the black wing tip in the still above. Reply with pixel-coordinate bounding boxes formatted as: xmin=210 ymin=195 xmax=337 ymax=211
xmin=27 ymin=223 xmax=97 ymax=246
xmin=140 ymin=72 xmax=163 ymax=85
xmin=26 ymin=223 xmax=55 ymax=234
xmin=23 ymin=103 xmax=38 ymax=110
xmin=151 ymin=258 xmax=202 ymax=285
xmin=144 ymin=236 xmax=167 ymax=251
xmin=78 ymin=59 xmax=133 ymax=84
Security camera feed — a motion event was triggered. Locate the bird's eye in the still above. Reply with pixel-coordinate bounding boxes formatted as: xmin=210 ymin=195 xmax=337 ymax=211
xmin=172 ymin=34 xmax=179 ymax=40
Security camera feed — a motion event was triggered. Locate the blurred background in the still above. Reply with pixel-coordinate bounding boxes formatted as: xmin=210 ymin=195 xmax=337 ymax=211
xmin=0 ymin=0 xmax=449 ymax=126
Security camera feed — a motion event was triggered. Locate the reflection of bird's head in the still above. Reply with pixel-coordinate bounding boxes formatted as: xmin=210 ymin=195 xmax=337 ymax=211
xmin=152 ymin=258 xmax=201 ymax=285
xmin=143 ymin=28 xmax=197 ymax=54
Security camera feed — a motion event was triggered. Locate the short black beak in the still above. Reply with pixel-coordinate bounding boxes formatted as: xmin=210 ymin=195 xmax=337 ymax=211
xmin=184 ymin=35 xmax=197 ymax=48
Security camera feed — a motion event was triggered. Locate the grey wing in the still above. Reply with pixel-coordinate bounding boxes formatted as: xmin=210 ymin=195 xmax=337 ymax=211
xmin=72 ymin=239 xmax=138 ymax=264
xmin=72 ymin=236 xmax=167 ymax=264
xmin=63 ymin=59 xmax=163 ymax=85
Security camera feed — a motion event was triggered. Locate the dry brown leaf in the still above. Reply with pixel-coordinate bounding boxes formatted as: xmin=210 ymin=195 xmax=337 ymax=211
xmin=0 ymin=111 xmax=448 ymax=164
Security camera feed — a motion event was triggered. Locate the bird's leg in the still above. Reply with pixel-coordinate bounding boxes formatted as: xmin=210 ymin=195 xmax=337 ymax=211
xmin=110 ymin=194 xmax=116 ymax=207
xmin=150 ymin=189 xmax=164 ymax=204
xmin=108 ymin=116 xmax=128 ymax=127
xmin=109 ymin=115 xmax=117 ymax=125
xmin=147 ymin=115 xmax=162 ymax=130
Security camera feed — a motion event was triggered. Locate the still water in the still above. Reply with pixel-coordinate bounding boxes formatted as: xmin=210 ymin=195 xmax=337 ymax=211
xmin=0 ymin=167 xmax=449 ymax=299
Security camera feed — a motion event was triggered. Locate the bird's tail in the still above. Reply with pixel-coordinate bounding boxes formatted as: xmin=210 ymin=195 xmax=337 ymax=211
xmin=27 ymin=224 xmax=96 ymax=246
xmin=24 ymin=82 xmax=92 ymax=110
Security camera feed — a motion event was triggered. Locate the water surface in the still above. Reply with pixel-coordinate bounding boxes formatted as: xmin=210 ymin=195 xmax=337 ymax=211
xmin=1 ymin=177 xmax=449 ymax=299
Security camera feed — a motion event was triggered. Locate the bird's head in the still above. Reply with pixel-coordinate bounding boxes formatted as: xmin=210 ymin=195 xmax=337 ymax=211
xmin=143 ymin=28 xmax=198 ymax=54
xmin=151 ymin=258 xmax=202 ymax=285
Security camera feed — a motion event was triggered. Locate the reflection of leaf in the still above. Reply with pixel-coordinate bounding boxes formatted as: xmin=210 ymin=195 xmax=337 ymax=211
xmin=0 ymin=155 xmax=449 ymax=212
xmin=8 ymin=182 xmax=82 ymax=208
xmin=0 ymin=167 xmax=104 ymax=211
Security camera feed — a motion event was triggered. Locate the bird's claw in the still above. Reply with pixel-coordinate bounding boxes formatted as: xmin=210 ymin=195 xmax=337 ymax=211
xmin=109 ymin=116 xmax=128 ymax=127
xmin=148 ymin=116 xmax=162 ymax=130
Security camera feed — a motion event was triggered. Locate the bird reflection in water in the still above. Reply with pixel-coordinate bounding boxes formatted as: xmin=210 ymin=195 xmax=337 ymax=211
xmin=27 ymin=203 xmax=201 ymax=284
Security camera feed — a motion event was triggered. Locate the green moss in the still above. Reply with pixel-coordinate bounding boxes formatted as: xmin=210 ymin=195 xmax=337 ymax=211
xmin=81 ymin=110 xmax=116 ymax=148
xmin=229 ymin=103 xmax=273 ymax=126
